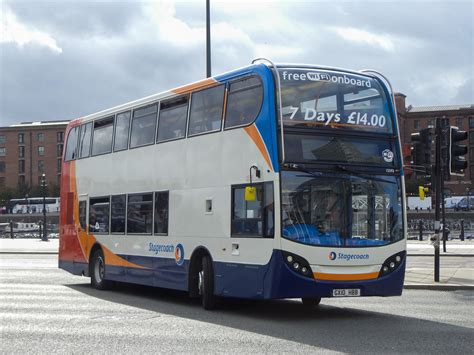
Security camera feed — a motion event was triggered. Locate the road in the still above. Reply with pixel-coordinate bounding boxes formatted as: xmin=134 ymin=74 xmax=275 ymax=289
xmin=1 ymin=254 xmax=473 ymax=354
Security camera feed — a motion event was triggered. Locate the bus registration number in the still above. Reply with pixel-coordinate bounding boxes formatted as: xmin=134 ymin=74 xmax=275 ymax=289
xmin=332 ymin=289 xmax=361 ymax=297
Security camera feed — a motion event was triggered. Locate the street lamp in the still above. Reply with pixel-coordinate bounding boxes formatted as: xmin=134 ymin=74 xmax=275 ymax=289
xmin=41 ymin=174 xmax=48 ymax=242
xmin=467 ymin=188 xmax=470 ymax=212
xmin=25 ymin=193 xmax=29 ymax=214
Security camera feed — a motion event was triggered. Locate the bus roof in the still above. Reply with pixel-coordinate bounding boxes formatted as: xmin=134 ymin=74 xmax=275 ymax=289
xmin=68 ymin=61 xmax=382 ymax=126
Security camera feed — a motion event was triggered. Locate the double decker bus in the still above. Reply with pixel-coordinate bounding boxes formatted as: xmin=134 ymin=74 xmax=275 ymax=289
xmin=59 ymin=59 xmax=406 ymax=309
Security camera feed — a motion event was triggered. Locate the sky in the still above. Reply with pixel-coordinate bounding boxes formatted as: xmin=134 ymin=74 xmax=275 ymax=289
xmin=0 ymin=0 xmax=473 ymax=126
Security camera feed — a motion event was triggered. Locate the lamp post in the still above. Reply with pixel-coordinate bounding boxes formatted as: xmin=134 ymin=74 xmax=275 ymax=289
xmin=25 ymin=193 xmax=29 ymax=214
xmin=466 ymin=188 xmax=470 ymax=211
xmin=41 ymin=174 xmax=48 ymax=241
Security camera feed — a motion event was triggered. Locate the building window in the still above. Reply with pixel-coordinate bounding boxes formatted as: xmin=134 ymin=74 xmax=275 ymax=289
xmin=427 ymin=119 xmax=434 ymax=127
xmin=57 ymin=131 xmax=64 ymax=142
xmin=38 ymin=146 xmax=45 ymax=156
xmin=225 ymin=75 xmax=264 ymax=129
xmin=0 ymin=135 xmax=5 ymax=144
xmin=127 ymin=193 xmax=153 ymax=234
xmin=0 ymin=147 xmax=6 ymax=156
xmin=19 ymin=146 xmax=25 ymax=158
xmin=18 ymin=175 xmax=25 ymax=186
xmin=57 ymin=159 xmax=62 ymax=173
xmin=157 ymin=97 xmax=188 ymax=143
xmin=231 ymin=182 xmax=274 ymax=238
xmin=111 ymin=195 xmax=126 ymax=233
xmin=57 ymin=144 xmax=63 ymax=157
xmin=56 ymin=174 xmax=61 ymax=186
xmin=38 ymin=175 xmax=44 ymax=185
xmin=38 ymin=160 xmax=44 ymax=172
xmin=441 ymin=118 xmax=449 ymax=127
xmin=456 ymin=117 xmax=463 ymax=128
xmin=0 ymin=177 xmax=5 ymax=187
xmin=154 ymin=191 xmax=169 ymax=235
xmin=18 ymin=133 xmax=24 ymax=144
xmin=469 ymin=117 xmax=474 ymax=129
xmin=470 ymin=131 xmax=474 ymax=145
xmin=37 ymin=133 xmax=44 ymax=142
xmin=188 ymin=85 xmax=225 ymax=136
xmin=414 ymin=120 xmax=420 ymax=129
xmin=0 ymin=161 xmax=5 ymax=173
xmin=18 ymin=160 xmax=25 ymax=174
xmin=89 ymin=197 xmax=110 ymax=233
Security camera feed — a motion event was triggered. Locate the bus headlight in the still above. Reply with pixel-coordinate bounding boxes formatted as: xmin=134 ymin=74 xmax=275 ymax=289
xmin=379 ymin=252 xmax=405 ymax=277
xmin=282 ymin=251 xmax=313 ymax=279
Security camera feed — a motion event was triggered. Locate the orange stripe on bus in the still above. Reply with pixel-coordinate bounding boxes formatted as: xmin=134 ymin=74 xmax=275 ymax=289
xmin=244 ymin=124 xmax=273 ymax=171
xmin=172 ymin=78 xmax=217 ymax=95
xmin=314 ymin=271 xmax=379 ymax=281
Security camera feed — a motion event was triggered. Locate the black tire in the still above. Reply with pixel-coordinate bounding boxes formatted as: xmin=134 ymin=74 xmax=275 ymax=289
xmin=90 ymin=249 xmax=112 ymax=290
xmin=301 ymin=297 xmax=321 ymax=307
xmin=200 ymin=255 xmax=216 ymax=310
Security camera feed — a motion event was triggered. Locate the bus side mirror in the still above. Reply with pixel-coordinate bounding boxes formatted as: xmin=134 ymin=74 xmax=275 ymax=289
xmin=245 ymin=186 xmax=256 ymax=201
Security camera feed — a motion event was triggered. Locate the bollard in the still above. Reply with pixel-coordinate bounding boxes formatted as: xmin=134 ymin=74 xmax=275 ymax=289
xmin=419 ymin=220 xmax=423 ymax=241
xmin=460 ymin=220 xmax=465 ymax=241
xmin=9 ymin=220 xmax=14 ymax=239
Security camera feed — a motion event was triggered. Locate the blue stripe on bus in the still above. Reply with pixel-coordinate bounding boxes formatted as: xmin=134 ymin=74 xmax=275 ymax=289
xmin=60 ymin=249 xmax=404 ymax=299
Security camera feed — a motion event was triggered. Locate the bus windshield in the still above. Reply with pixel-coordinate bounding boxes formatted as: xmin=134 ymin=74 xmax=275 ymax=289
xmin=281 ymin=171 xmax=403 ymax=247
xmin=279 ymin=68 xmax=393 ymax=134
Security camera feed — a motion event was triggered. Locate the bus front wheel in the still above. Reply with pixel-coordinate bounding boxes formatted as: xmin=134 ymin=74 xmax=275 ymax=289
xmin=90 ymin=249 xmax=112 ymax=290
xmin=301 ymin=297 xmax=321 ymax=307
xmin=199 ymin=255 xmax=216 ymax=310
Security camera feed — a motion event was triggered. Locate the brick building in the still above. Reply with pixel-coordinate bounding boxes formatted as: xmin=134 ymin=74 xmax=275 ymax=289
xmin=0 ymin=121 xmax=69 ymax=193
xmin=395 ymin=93 xmax=474 ymax=195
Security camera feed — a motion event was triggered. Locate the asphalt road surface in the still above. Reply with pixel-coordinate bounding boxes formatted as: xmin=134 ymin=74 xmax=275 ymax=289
xmin=1 ymin=254 xmax=473 ymax=354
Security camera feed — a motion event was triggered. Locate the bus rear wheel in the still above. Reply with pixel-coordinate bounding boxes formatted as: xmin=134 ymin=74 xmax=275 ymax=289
xmin=199 ymin=255 xmax=216 ymax=310
xmin=301 ymin=297 xmax=321 ymax=307
xmin=90 ymin=249 xmax=112 ymax=290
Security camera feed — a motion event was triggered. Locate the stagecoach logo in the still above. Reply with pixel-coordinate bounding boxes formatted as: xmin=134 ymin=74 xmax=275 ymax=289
xmin=329 ymin=251 xmax=370 ymax=261
xmin=175 ymin=243 xmax=185 ymax=266
xmin=382 ymin=149 xmax=394 ymax=163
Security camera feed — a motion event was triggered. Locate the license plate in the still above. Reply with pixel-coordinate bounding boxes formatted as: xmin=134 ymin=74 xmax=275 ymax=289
xmin=332 ymin=288 xmax=361 ymax=297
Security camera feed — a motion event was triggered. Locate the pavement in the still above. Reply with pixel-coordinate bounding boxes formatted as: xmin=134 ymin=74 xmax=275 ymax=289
xmin=1 ymin=238 xmax=473 ymax=291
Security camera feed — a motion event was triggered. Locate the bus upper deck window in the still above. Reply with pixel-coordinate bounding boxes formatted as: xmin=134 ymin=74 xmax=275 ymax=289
xmin=225 ymin=76 xmax=263 ymax=129
xmin=131 ymin=104 xmax=157 ymax=148
xmin=157 ymin=96 xmax=188 ymax=143
xmin=92 ymin=116 xmax=114 ymax=155
xmin=64 ymin=126 xmax=79 ymax=161
xmin=188 ymin=85 xmax=225 ymax=136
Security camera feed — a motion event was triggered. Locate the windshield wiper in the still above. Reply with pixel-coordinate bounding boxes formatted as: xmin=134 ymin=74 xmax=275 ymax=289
xmin=333 ymin=165 xmax=394 ymax=184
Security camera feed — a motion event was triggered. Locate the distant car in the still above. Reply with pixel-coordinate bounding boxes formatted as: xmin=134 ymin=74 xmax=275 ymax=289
xmin=454 ymin=197 xmax=474 ymax=211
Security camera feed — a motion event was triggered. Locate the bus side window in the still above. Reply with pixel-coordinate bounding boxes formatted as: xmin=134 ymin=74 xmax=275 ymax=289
xmin=78 ymin=122 xmax=92 ymax=159
xmin=188 ymin=84 xmax=225 ymax=136
xmin=89 ymin=197 xmax=110 ymax=234
xmin=64 ymin=126 xmax=79 ymax=161
xmin=130 ymin=104 xmax=158 ymax=148
xmin=114 ymin=111 xmax=131 ymax=151
xmin=154 ymin=191 xmax=169 ymax=235
xmin=92 ymin=116 xmax=114 ymax=155
xmin=224 ymin=76 xmax=263 ymax=129
xmin=79 ymin=201 xmax=87 ymax=230
xmin=157 ymin=96 xmax=188 ymax=143
xmin=231 ymin=183 xmax=263 ymax=237
xmin=111 ymin=195 xmax=126 ymax=234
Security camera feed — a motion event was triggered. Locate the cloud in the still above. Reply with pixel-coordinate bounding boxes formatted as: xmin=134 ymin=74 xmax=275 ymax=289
xmin=0 ymin=5 xmax=62 ymax=54
xmin=330 ymin=26 xmax=395 ymax=52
